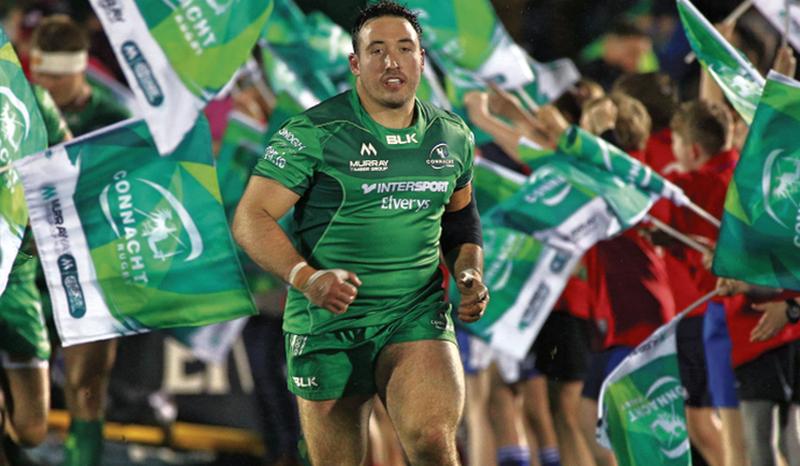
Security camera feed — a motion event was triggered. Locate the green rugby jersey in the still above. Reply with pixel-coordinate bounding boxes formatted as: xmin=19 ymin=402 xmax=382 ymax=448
xmin=253 ymin=89 xmax=474 ymax=334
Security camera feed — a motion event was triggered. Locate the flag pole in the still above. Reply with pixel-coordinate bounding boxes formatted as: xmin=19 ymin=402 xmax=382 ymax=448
xmin=783 ymin=0 xmax=791 ymax=49
xmin=514 ymin=86 xmax=540 ymax=112
xmin=676 ymin=289 xmax=719 ymax=320
xmin=684 ymin=0 xmax=754 ymax=64
xmin=684 ymin=201 xmax=722 ymax=228
xmin=646 ymin=215 xmax=713 ymax=255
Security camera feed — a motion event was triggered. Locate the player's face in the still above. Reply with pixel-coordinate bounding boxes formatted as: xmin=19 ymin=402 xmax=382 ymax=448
xmin=350 ymin=16 xmax=424 ymax=110
xmin=30 ymin=71 xmax=83 ymax=108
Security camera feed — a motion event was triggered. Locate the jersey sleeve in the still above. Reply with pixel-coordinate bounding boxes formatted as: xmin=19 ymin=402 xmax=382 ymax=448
xmin=33 ymin=85 xmax=71 ymax=145
xmin=252 ymin=115 xmax=323 ymax=196
xmin=455 ymin=126 xmax=475 ymax=189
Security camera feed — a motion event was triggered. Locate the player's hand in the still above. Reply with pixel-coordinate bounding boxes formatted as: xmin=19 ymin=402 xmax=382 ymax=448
xmin=301 ymin=269 xmax=361 ymax=315
xmin=750 ymin=301 xmax=789 ymax=342
xmin=456 ymin=268 xmax=489 ymax=323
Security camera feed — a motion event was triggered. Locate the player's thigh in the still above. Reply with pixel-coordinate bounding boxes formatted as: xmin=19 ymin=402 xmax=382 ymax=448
xmin=375 ymin=339 xmax=464 ymax=436
xmin=296 ymin=394 xmax=373 ymax=466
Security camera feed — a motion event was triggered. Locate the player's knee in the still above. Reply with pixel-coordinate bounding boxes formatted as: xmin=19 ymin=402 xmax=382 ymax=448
xmin=405 ymin=424 xmax=454 ymax=461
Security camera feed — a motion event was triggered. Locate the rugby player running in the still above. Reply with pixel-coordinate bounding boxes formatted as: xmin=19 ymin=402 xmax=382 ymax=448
xmin=233 ymin=2 xmax=488 ymax=465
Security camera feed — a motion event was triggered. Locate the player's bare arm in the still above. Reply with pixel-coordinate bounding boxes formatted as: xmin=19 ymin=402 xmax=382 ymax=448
xmin=233 ymin=177 xmax=360 ymax=314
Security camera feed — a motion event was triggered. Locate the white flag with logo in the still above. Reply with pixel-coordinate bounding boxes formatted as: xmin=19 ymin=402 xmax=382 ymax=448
xmin=90 ymin=0 xmax=273 ymax=154
xmin=16 ymin=118 xmax=255 ymax=346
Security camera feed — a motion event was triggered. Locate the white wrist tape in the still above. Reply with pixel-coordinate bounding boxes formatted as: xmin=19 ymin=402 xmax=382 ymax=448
xmin=305 ymin=270 xmax=329 ymax=289
xmin=288 ymin=261 xmax=308 ymax=289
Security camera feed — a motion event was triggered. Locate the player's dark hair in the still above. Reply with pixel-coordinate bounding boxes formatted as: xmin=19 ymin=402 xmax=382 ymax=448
xmin=351 ymin=1 xmax=423 ymax=54
xmin=31 ymin=14 xmax=89 ymax=52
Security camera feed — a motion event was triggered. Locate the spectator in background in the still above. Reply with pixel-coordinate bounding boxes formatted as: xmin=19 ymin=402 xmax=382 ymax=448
xmin=29 ymin=15 xmax=129 ymax=136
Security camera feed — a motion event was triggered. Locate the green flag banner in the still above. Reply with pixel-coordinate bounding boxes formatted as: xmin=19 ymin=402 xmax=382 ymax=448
xmin=461 ymin=225 xmax=582 ymax=359
xmin=753 ymin=0 xmax=800 ymax=54
xmin=261 ymin=0 xmax=347 ymax=100
xmin=165 ymin=111 xmax=279 ymax=364
xmin=466 ymin=135 xmax=665 ymax=358
xmin=460 ymin=152 xmax=655 ymax=358
xmin=403 ymin=0 xmax=534 ymax=89
xmin=16 ymin=118 xmax=256 ymax=346
xmin=678 ymin=0 xmax=765 ymax=124
xmin=521 ymin=127 xmax=690 ymax=205
xmin=713 ymin=71 xmax=800 ymax=290
xmin=597 ymin=313 xmax=691 ymax=465
xmin=0 ymin=27 xmax=48 ymax=294
xmin=473 ymin=157 xmax=526 ymax=213
xmin=90 ymin=0 xmax=273 ymax=154
xmin=499 ymin=153 xmax=656 ymax=245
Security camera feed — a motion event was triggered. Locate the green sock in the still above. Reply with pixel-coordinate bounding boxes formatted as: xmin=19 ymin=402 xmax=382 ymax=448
xmin=63 ymin=419 xmax=103 ymax=466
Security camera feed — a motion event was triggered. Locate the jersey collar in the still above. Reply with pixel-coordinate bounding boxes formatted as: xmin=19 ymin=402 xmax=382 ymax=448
xmin=349 ymin=89 xmax=426 ymax=149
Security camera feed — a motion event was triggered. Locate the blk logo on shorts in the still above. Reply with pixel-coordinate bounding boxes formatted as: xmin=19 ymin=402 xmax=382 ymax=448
xmin=293 ymin=376 xmax=319 ymax=388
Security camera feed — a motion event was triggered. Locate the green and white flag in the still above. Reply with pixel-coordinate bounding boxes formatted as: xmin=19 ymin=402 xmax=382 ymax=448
xmin=402 ymin=0 xmax=534 ymax=91
xmin=462 ymin=225 xmax=582 ymax=359
xmin=261 ymin=0 xmax=348 ymax=100
xmin=465 ymin=153 xmax=655 ymax=359
xmin=0 ymin=27 xmax=48 ymax=294
xmin=597 ymin=312 xmax=691 ymax=465
xmin=713 ymin=71 xmax=800 ymax=290
xmin=521 ymin=127 xmax=689 ymax=205
xmin=506 ymin=142 xmax=659 ymax=244
xmin=473 ymin=157 xmax=526 ymax=213
xmin=753 ymin=0 xmax=800 ymax=53
xmin=16 ymin=117 xmax=256 ymax=346
xmin=525 ymin=56 xmax=581 ymax=106
xmin=90 ymin=0 xmax=273 ymax=154
xmin=678 ymin=0 xmax=765 ymax=124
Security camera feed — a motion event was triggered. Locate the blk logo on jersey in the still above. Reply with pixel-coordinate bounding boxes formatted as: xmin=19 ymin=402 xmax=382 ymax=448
xmin=427 ymin=143 xmax=455 ymax=169
xmin=386 ymin=133 xmax=418 ymax=145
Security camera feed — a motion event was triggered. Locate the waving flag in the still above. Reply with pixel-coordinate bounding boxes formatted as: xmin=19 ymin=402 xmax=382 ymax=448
xmin=0 ymin=27 xmax=48 ymax=295
xmin=521 ymin=127 xmax=688 ymax=204
xmin=472 ymin=157 xmax=526 ymax=212
xmin=461 ymin=144 xmax=658 ymax=358
xmin=489 ymin=157 xmax=654 ymax=245
xmin=713 ymin=71 xmax=800 ymax=290
xmin=91 ymin=0 xmax=273 ymax=154
xmin=261 ymin=0 xmax=348 ymax=100
xmin=17 ymin=118 xmax=256 ymax=346
xmin=678 ymin=0 xmax=765 ymax=124
xmin=597 ymin=312 xmax=691 ymax=466
xmin=461 ymin=225 xmax=582 ymax=359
